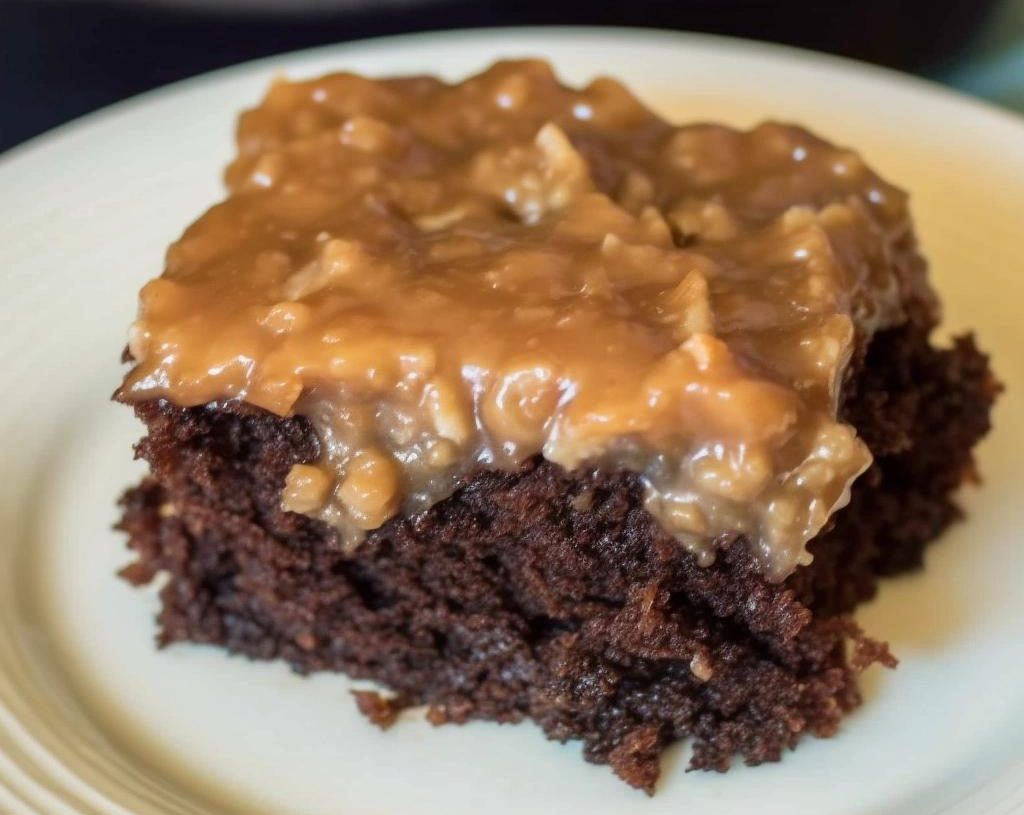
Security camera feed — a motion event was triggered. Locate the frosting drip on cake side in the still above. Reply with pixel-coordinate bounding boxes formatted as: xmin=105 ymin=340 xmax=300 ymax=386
xmin=120 ymin=60 xmax=926 ymax=580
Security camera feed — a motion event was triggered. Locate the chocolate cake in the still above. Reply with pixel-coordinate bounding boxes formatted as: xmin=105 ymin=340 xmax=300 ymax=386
xmin=115 ymin=61 xmax=999 ymax=792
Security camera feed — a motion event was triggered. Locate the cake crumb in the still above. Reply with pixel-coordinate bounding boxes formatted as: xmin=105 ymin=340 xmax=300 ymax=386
xmin=427 ymin=697 xmax=474 ymax=725
xmin=608 ymin=725 xmax=663 ymax=795
xmin=352 ymin=690 xmax=406 ymax=730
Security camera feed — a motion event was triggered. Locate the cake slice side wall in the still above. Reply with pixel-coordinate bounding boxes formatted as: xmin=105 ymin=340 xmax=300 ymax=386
xmin=116 ymin=319 xmax=997 ymax=792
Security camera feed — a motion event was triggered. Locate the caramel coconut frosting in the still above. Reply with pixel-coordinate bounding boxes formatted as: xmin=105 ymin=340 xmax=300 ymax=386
xmin=120 ymin=60 xmax=928 ymax=580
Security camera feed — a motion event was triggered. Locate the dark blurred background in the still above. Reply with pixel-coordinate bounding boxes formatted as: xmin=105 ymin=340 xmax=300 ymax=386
xmin=2 ymin=0 xmax=1022 ymax=154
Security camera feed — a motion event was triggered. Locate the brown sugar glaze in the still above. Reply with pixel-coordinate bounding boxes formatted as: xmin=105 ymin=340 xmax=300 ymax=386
xmin=120 ymin=60 xmax=929 ymax=580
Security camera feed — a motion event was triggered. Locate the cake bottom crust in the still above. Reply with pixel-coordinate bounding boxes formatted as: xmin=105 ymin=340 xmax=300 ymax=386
xmin=117 ymin=325 xmax=996 ymax=793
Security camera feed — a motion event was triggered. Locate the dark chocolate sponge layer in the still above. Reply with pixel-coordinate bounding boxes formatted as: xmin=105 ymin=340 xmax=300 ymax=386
xmin=117 ymin=322 xmax=996 ymax=792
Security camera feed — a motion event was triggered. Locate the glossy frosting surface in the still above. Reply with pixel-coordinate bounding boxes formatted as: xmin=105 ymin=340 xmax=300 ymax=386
xmin=122 ymin=60 xmax=921 ymax=579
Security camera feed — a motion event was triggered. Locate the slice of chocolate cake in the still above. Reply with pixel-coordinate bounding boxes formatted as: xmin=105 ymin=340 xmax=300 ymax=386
xmin=115 ymin=60 xmax=998 ymax=793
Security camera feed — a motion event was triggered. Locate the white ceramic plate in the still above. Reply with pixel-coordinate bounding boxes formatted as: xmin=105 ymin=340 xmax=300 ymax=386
xmin=1 ymin=27 xmax=1022 ymax=815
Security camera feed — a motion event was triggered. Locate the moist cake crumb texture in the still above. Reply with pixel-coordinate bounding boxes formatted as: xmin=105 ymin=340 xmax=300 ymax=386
xmin=115 ymin=60 xmax=999 ymax=792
